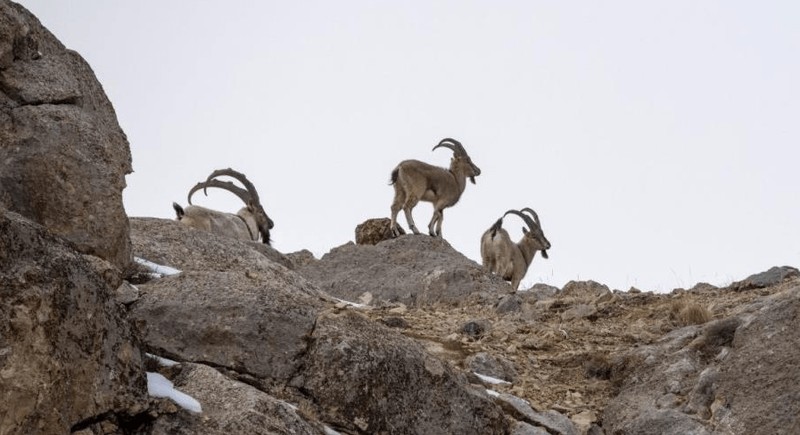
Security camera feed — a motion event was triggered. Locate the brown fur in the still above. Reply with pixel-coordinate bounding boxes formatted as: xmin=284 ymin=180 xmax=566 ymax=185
xmin=480 ymin=211 xmax=550 ymax=291
xmin=389 ymin=140 xmax=481 ymax=237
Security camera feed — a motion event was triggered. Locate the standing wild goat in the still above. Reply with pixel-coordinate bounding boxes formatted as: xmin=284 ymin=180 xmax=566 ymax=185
xmin=172 ymin=168 xmax=274 ymax=245
xmin=389 ymin=138 xmax=481 ymax=237
xmin=481 ymin=208 xmax=550 ymax=290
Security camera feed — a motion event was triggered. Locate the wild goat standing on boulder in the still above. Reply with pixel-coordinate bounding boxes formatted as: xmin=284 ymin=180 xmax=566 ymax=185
xmin=389 ymin=138 xmax=481 ymax=238
xmin=481 ymin=208 xmax=550 ymax=290
xmin=172 ymin=168 xmax=274 ymax=245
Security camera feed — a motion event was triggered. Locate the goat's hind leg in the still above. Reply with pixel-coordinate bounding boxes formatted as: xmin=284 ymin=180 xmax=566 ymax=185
xmin=390 ymin=187 xmax=407 ymax=237
xmin=402 ymin=196 xmax=421 ymax=235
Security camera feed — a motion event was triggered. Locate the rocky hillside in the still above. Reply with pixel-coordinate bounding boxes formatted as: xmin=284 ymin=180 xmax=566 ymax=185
xmin=2 ymin=2 xmax=799 ymax=434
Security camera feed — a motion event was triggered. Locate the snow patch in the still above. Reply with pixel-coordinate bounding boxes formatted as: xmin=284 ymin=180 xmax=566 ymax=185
xmin=334 ymin=297 xmax=369 ymax=309
xmin=147 ymin=372 xmax=202 ymax=413
xmin=486 ymin=389 xmax=501 ymax=397
xmin=474 ymin=372 xmax=511 ymax=385
xmin=134 ymin=257 xmax=182 ymax=277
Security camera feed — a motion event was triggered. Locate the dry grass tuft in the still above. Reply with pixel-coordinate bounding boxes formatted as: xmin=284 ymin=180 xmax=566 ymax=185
xmin=670 ymin=301 xmax=713 ymax=326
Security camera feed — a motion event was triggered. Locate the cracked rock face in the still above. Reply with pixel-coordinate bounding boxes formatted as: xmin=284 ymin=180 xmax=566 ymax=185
xmin=130 ymin=270 xmax=325 ymax=381
xmin=0 ymin=0 xmax=132 ymax=271
xmin=0 ymin=210 xmax=148 ymax=435
xmin=129 ymin=219 xmax=510 ymax=434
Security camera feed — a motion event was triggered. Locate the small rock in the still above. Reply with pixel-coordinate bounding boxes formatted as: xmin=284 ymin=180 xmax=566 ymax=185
xmin=461 ymin=319 xmax=490 ymax=340
xmin=511 ymin=421 xmax=550 ymax=435
xmin=560 ymin=304 xmax=597 ymax=321
xmin=526 ymin=283 xmax=559 ymax=299
xmin=466 ymin=352 xmax=517 ymax=383
xmin=358 ymin=292 xmax=373 ymax=305
xmin=285 ymin=249 xmax=316 ymax=269
xmin=380 ymin=317 xmax=408 ymax=329
xmin=561 ymin=280 xmax=611 ymax=301
xmin=495 ymin=393 xmax=580 ymax=435
xmin=355 ymin=218 xmax=402 ymax=245
xmin=496 ymin=294 xmax=523 ymax=314
xmin=115 ymin=281 xmax=140 ymax=305
xmin=570 ymin=409 xmax=597 ymax=433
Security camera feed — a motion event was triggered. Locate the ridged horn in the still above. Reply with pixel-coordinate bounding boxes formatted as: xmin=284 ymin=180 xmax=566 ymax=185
xmin=503 ymin=209 xmax=537 ymax=232
xmin=432 ymin=137 xmax=467 ymax=156
xmin=187 ymin=168 xmax=261 ymax=207
xmin=520 ymin=207 xmax=541 ymax=228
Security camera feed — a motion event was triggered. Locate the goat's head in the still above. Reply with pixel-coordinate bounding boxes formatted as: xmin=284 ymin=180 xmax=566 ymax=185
xmin=433 ymin=138 xmax=481 ymax=184
xmin=505 ymin=208 xmax=551 ymax=258
xmin=188 ymin=168 xmax=274 ymax=244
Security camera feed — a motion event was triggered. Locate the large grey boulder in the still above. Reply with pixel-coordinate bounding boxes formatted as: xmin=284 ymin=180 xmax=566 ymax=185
xmin=130 ymin=217 xmax=294 ymax=272
xmin=0 ymin=209 xmax=147 ymax=435
xmin=149 ymin=363 xmax=323 ymax=435
xmin=0 ymin=1 xmax=133 ymax=270
xmin=603 ymin=285 xmax=800 ymax=434
xmin=710 ymin=286 xmax=800 ymax=434
xmin=298 ymin=235 xmax=512 ymax=307
xmin=129 ymin=217 xmax=327 ymax=382
xmin=130 ymin=270 xmax=325 ymax=381
xmin=297 ymin=309 xmax=510 ymax=434
xmin=731 ymin=265 xmax=800 ymax=291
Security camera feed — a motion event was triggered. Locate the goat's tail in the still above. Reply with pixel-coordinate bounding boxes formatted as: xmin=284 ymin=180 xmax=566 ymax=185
xmin=389 ymin=167 xmax=399 ymax=185
xmin=489 ymin=217 xmax=503 ymax=238
xmin=172 ymin=202 xmax=185 ymax=219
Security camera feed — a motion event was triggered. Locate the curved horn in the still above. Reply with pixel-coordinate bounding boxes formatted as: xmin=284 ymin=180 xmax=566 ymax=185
xmin=187 ymin=179 xmax=251 ymax=206
xmin=204 ymin=168 xmax=261 ymax=205
xmin=503 ymin=209 xmax=537 ymax=232
xmin=520 ymin=207 xmax=541 ymax=227
xmin=432 ymin=138 xmax=467 ymax=156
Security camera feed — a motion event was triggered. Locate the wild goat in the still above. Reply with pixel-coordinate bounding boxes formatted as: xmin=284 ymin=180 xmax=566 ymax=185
xmin=172 ymin=168 xmax=274 ymax=245
xmin=481 ymin=208 xmax=550 ymax=291
xmin=389 ymin=138 xmax=481 ymax=237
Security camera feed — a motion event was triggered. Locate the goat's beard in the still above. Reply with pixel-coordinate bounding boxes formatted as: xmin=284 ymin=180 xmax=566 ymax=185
xmin=469 ymin=176 xmax=476 ymax=184
xmin=541 ymin=250 xmax=549 ymax=259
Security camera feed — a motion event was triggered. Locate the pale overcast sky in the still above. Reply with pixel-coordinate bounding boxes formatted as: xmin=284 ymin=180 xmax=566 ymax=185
xmin=18 ymin=1 xmax=799 ymax=292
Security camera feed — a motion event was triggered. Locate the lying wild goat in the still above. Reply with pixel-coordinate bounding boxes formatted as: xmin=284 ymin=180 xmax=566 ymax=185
xmin=389 ymin=138 xmax=481 ymax=237
xmin=172 ymin=168 xmax=274 ymax=245
xmin=481 ymin=208 xmax=551 ymax=291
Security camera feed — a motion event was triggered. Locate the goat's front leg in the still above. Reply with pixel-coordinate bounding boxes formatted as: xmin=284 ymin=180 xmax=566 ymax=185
xmin=428 ymin=209 xmax=443 ymax=237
